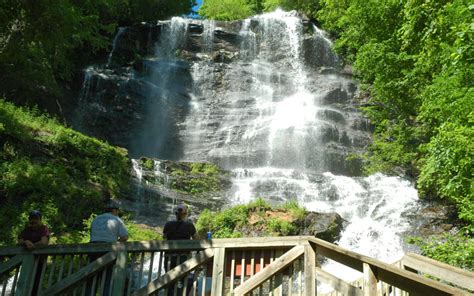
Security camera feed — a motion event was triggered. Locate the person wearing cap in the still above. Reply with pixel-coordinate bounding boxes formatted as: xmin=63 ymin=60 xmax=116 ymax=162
xmin=163 ymin=204 xmax=197 ymax=240
xmin=90 ymin=201 xmax=128 ymax=243
xmin=17 ymin=210 xmax=50 ymax=296
xmin=163 ymin=204 xmax=197 ymax=296
xmin=87 ymin=201 xmax=128 ymax=296
xmin=18 ymin=210 xmax=50 ymax=250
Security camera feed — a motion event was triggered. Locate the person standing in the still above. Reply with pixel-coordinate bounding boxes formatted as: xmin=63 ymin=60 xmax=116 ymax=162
xmin=17 ymin=210 xmax=50 ymax=295
xmin=90 ymin=201 xmax=128 ymax=243
xmin=163 ymin=204 xmax=197 ymax=295
xmin=18 ymin=210 xmax=50 ymax=249
xmin=87 ymin=201 xmax=128 ymax=296
xmin=163 ymin=204 xmax=197 ymax=241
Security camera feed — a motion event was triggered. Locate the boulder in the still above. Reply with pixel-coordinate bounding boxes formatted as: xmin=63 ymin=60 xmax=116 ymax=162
xmin=297 ymin=212 xmax=347 ymax=242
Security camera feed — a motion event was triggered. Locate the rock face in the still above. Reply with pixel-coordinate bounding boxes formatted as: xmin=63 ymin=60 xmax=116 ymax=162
xmin=125 ymin=156 xmax=346 ymax=243
xmin=122 ymin=157 xmax=233 ymax=226
xmin=237 ymin=210 xmax=346 ymax=243
xmin=71 ymin=16 xmax=372 ymax=175
xmin=403 ymin=202 xmax=460 ymax=238
xmin=71 ymin=14 xmax=378 ymax=242
xmin=297 ymin=212 xmax=346 ymax=242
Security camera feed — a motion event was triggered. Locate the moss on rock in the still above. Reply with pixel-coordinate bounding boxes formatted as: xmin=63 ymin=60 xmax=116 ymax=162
xmin=195 ymin=199 xmax=345 ymax=242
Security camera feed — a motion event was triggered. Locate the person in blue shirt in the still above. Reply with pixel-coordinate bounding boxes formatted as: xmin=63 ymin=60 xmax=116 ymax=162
xmin=90 ymin=201 xmax=128 ymax=243
xmin=87 ymin=201 xmax=128 ymax=295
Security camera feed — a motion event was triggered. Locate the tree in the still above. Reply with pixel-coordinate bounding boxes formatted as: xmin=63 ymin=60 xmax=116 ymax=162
xmin=199 ymin=0 xmax=254 ymax=20
xmin=0 ymin=0 xmax=195 ymax=112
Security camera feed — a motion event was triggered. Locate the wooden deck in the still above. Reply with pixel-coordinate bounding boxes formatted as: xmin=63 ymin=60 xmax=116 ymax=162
xmin=0 ymin=236 xmax=472 ymax=295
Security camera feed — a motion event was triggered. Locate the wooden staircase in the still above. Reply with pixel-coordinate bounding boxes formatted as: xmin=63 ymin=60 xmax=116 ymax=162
xmin=0 ymin=236 xmax=472 ymax=295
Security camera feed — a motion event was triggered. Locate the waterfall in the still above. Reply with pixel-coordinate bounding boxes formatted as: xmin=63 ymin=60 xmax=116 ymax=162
xmin=74 ymin=9 xmax=421 ymax=284
xmin=178 ymin=10 xmax=418 ymax=281
xmin=106 ymin=27 xmax=126 ymax=67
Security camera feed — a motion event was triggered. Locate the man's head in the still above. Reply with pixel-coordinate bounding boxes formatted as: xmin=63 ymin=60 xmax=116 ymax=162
xmin=28 ymin=210 xmax=42 ymax=228
xmin=174 ymin=204 xmax=188 ymax=221
xmin=105 ymin=200 xmax=121 ymax=216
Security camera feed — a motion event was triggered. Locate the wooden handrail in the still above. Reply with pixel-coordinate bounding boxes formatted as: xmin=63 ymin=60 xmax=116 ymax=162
xmin=308 ymin=237 xmax=470 ymax=296
xmin=0 ymin=236 xmax=310 ymax=256
xmin=402 ymin=253 xmax=474 ymax=292
xmin=0 ymin=236 xmax=471 ymax=296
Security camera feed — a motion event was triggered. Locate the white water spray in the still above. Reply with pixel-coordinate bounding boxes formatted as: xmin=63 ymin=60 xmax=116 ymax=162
xmin=106 ymin=27 xmax=126 ymax=67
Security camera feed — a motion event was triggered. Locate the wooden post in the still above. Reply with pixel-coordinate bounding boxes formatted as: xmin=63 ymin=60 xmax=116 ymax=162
xmin=111 ymin=251 xmax=128 ymax=295
xmin=304 ymin=243 xmax=316 ymax=296
xmin=211 ymin=248 xmax=226 ymax=296
xmin=15 ymin=254 xmax=36 ymax=296
xmin=363 ymin=263 xmax=377 ymax=296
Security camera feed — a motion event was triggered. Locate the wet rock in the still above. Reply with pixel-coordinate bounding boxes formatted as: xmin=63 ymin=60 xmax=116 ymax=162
xmin=229 ymin=209 xmax=346 ymax=243
xmin=297 ymin=212 xmax=347 ymax=242
xmin=404 ymin=202 xmax=459 ymax=237
xmin=321 ymin=87 xmax=350 ymax=105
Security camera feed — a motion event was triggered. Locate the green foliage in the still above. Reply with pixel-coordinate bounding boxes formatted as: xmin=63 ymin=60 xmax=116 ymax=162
xmin=195 ymin=207 xmax=246 ymax=238
xmin=417 ymin=122 xmax=474 ymax=229
xmin=127 ymin=0 xmax=196 ymax=23
xmin=279 ymin=200 xmax=306 ymax=220
xmin=247 ymin=197 xmax=272 ymax=211
xmin=408 ymin=231 xmax=474 ymax=271
xmin=199 ymin=0 xmax=320 ymax=20
xmin=262 ymin=0 xmax=320 ymax=15
xmin=0 ymin=0 xmax=194 ymax=107
xmin=199 ymin=0 xmax=254 ymax=20
xmin=195 ymin=200 xmax=306 ymax=238
xmin=267 ymin=218 xmax=296 ymax=235
xmin=190 ymin=162 xmax=220 ymax=175
xmin=170 ymin=162 xmax=223 ymax=195
xmin=139 ymin=157 xmax=156 ymax=171
xmin=315 ymin=0 xmax=473 ymax=225
xmin=0 ymin=100 xmax=130 ymax=245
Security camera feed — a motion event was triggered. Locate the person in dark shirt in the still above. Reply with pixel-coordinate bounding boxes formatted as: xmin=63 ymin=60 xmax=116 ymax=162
xmin=17 ymin=210 xmax=50 ymax=296
xmin=163 ymin=204 xmax=197 ymax=240
xmin=163 ymin=204 xmax=197 ymax=295
xmin=18 ymin=210 xmax=50 ymax=249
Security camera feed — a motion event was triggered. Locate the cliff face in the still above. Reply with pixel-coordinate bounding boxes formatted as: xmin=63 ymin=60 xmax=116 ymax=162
xmin=70 ymin=14 xmax=451 ymax=256
xmin=71 ymin=17 xmax=372 ymax=175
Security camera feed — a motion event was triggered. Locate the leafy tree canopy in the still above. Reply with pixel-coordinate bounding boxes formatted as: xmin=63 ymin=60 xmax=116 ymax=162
xmin=0 ymin=0 xmax=195 ymax=109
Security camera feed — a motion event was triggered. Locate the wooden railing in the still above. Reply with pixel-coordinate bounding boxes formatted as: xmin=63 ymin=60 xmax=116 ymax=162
xmin=0 ymin=236 xmax=472 ymax=295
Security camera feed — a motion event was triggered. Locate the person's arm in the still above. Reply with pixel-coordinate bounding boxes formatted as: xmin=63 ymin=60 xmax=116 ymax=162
xmin=18 ymin=237 xmax=47 ymax=249
xmin=117 ymin=218 xmax=129 ymax=242
xmin=18 ymin=229 xmax=35 ymax=249
xmin=118 ymin=235 xmax=128 ymax=242
xmin=18 ymin=238 xmax=35 ymax=249
xmin=191 ymin=223 xmax=198 ymax=240
xmin=34 ymin=236 xmax=49 ymax=247
xmin=163 ymin=222 xmax=170 ymax=240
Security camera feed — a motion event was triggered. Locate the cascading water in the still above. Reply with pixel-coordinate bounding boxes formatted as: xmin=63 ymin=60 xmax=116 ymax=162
xmin=178 ymin=10 xmax=419 ymax=281
xmin=106 ymin=27 xmax=126 ymax=67
xmin=75 ymin=9 xmax=422 ymax=284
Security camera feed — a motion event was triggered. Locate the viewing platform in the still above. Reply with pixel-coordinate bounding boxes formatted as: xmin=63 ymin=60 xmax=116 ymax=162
xmin=1 ymin=236 xmax=472 ymax=295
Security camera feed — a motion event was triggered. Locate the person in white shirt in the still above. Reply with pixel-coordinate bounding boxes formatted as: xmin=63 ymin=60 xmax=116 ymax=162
xmin=90 ymin=201 xmax=128 ymax=243
xmin=87 ymin=201 xmax=128 ymax=295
